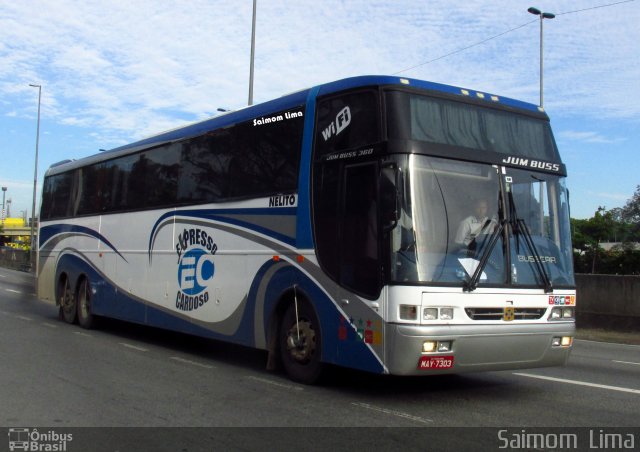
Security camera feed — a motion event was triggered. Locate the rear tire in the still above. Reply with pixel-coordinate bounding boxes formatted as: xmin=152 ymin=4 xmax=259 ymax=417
xmin=58 ymin=275 xmax=77 ymax=324
xmin=279 ymin=299 xmax=324 ymax=384
xmin=76 ymin=277 xmax=95 ymax=329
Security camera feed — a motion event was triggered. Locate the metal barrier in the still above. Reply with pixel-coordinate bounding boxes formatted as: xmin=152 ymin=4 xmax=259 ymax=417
xmin=575 ymin=273 xmax=640 ymax=331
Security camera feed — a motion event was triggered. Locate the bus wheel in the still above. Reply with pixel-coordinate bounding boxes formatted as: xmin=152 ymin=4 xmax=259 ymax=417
xmin=76 ymin=278 xmax=95 ymax=329
xmin=58 ymin=276 xmax=76 ymax=324
xmin=279 ymin=300 xmax=324 ymax=384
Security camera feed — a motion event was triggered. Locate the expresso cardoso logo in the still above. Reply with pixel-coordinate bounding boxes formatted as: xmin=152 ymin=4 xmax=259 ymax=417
xmin=175 ymin=228 xmax=218 ymax=312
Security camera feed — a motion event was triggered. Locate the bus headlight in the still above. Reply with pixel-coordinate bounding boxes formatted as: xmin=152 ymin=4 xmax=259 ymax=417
xmin=549 ymin=307 xmax=574 ymax=321
xmin=440 ymin=308 xmax=454 ymax=320
xmin=423 ymin=308 xmax=438 ymax=320
xmin=422 ymin=307 xmax=454 ymax=321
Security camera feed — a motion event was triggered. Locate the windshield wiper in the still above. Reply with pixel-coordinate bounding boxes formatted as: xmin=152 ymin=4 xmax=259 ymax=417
xmin=515 ymin=218 xmax=553 ymax=293
xmin=505 ymin=188 xmax=553 ymax=293
xmin=464 ymin=219 xmax=506 ymax=292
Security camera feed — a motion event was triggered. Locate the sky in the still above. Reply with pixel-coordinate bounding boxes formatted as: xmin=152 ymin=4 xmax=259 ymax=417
xmin=1 ymin=0 xmax=638 ymax=220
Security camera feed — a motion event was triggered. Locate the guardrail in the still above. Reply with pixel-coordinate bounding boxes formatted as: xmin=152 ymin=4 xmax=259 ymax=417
xmin=575 ymin=273 xmax=640 ymax=331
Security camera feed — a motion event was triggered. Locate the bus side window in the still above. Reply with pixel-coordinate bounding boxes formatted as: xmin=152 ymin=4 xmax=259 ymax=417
xmin=340 ymin=163 xmax=381 ymax=299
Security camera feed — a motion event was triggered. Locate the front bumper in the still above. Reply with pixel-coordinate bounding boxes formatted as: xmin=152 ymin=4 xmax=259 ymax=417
xmin=384 ymin=322 xmax=575 ymax=375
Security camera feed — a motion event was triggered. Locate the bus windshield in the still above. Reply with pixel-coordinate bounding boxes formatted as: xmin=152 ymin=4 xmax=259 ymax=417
xmin=390 ymin=155 xmax=575 ymax=289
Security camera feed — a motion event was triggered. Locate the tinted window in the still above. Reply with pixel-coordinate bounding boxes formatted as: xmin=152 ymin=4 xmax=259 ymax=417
xmin=128 ymin=144 xmax=180 ymax=208
xmin=312 ymin=159 xmax=382 ymax=298
xmin=179 ymin=130 xmax=232 ymax=203
xmin=180 ymin=106 xmax=304 ymax=202
xmin=40 ymin=106 xmax=305 ymax=219
xmin=315 ymin=90 xmax=379 ymax=158
xmin=41 ymin=172 xmax=73 ymax=220
xmin=313 ymin=162 xmax=341 ymax=281
xmin=386 ymin=90 xmax=560 ymax=162
xmin=340 ymin=163 xmax=380 ymax=297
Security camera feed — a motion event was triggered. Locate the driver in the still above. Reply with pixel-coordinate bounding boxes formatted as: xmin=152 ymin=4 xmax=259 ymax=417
xmin=455 ymin=198 xmax=496 ymax=249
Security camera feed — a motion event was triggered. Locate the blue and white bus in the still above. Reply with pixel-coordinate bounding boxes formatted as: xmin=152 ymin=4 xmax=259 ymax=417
xmin=37 ymin=76 xmax=576 ymax=383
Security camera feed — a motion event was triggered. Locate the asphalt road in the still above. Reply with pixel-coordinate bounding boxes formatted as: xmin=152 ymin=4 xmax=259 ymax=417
xmin=1 ymin=267 xmax=638 ymax=451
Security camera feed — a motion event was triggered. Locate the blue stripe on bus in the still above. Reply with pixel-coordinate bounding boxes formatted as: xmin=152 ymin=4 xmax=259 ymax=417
xmin=148 ymin=207 xmax=298 ymax=256
xmin=315 ymin=75 xmax=541 ymax=112
xmin=58 ymin=252 xmax=384 ymax=374
xmin=295 ymin=86 xmax=320 ymax=249
xmin=40 ymin=224 xmax=127 ymax=261
xmin=251 ymin=259 xmax=384 ymax=374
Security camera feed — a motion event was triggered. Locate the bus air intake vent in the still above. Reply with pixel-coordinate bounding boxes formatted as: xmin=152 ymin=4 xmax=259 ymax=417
xmin=465 ymin=308 xmax=546 ymax=321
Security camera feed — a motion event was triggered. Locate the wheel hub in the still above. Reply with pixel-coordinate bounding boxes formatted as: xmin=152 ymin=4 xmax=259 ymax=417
xmin=286 ymin=320 xmax=316 ymax=363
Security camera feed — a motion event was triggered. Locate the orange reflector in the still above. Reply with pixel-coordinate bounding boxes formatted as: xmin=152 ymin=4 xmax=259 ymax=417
xmin=296 ymin=255 xmax=304 ymax=263
xmin=273 ymin=256 xmax=280 ymax=262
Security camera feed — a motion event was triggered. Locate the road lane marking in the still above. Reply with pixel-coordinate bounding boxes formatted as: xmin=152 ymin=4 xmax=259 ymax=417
xmin=120 ymin=343 xmax=148 ymax=352
xmin=169 ymin=356 xmax=214 ymax=369
xmin=42 ymin=322 xmax=58 ymax=328
xmin=74 ymin=331 xmax=93 ymax=337
xmin=575 ymin=339 xmax=640 ymax=348
xmin=245 ymin=375 xmax=304 ymax=391
xmin=514 ymin=372 xmax=640 ymax=395
xmin=6 ymin=289 xmax=21 ymax=294
xmin=15 ymin=315 xmax=33 ymax=321
xmin=351 ymin=402 xmax=433 ymax=424
xmin=613 ymin=360 xmax=640 ymax=366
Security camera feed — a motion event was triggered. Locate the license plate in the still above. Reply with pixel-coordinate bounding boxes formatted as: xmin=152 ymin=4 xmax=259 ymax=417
xmin=417 ymin=355 xmax=454 ymax=370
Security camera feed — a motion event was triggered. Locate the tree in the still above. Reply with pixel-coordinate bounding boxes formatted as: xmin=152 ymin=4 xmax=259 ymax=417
xmin=572 ymin=198 xmax=640 ymax=274
xmin=622 ymin=185 xmax=640 ymax=223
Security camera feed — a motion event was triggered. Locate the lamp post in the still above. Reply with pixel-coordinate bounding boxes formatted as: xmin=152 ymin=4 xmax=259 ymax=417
xmin=29 ymin=83 xmax=41 ymax=270
xmin=528 ymin=7 xmax=555 ymax=108
xmin=248 ymin=0 xmax=257 ymax=106
xmin=1 ymin=187 xmax=6 ymax=223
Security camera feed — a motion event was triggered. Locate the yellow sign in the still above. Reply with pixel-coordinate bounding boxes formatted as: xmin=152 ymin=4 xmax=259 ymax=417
xmin=503 ymin=307 xmax=515 ymax=321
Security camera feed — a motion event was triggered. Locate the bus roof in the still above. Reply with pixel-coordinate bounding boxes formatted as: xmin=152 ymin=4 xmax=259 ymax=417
xmin=46 ymin=75 xmax=546 ymax=175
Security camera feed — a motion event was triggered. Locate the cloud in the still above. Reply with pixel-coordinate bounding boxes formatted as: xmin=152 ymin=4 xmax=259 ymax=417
xmin=557 ymin=130 xmax=625 ymax=144
xmin=587 ymin=191 xmax=630 ymax=202
xmin=0 ymin=0 xmax=638 ymax=149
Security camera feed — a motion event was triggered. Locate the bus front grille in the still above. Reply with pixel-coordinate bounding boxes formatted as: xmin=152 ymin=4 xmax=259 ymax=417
xmin=464 ymin=308 xmax=546 ymax=321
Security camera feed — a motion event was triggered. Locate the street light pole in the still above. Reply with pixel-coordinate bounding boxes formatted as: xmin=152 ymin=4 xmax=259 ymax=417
xmin=1 ymin=187 xmax=6 ymax=224
xmin=248 ymin=0 xmax=257 ymax=106
xmin=29 ymin=83 xmax=41 ymax=271
xmin=528 ymin=7 xmax=555 ymax=108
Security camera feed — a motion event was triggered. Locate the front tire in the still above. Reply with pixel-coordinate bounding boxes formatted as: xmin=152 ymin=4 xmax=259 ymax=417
xmin=76 ymin=278 xmax=95 ymax=329
xmin=279 ymin=299 xmax=324 ymax=384
xmin=58 ymin=275 xmax=76 ymax=324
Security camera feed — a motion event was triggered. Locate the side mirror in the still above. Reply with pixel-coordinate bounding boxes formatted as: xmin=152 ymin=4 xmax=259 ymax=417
xmin=380 ymin=165 xmax=400 ymax=231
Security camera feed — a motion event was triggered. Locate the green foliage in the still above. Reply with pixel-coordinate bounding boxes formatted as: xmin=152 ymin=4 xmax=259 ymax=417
xmin=572 ymin=191 xmax=640 ymax=274
xmin=622 ymin=185 xmax=640 ymax=223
